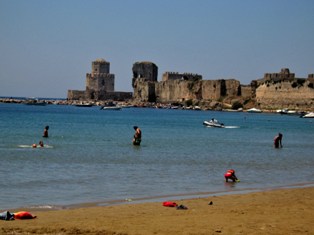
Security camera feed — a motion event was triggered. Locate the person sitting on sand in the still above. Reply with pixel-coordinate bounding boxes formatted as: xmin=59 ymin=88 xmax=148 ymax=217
xmin=132 ymin=126 xmax=142 ymax=145
xmin=224 ymin=169 xmax=239 ymax=182
xmin=274 ymin=133 xmax=283 ymax=148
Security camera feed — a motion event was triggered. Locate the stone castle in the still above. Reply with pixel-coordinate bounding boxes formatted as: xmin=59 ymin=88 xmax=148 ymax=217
xmin=67 ymin=59 xmax=314 ymax=111
xmin=132 ymin=63 xmax=314 ymax=110
xmin=67 ymin=59 xmax=132 ymax=101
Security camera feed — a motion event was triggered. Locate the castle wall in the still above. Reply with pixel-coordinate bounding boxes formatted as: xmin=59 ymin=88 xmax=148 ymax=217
xmin=240 ymin=85 xmax=253 ymax=100
xmin=256 ymin=79 xmax=314 ymax=110
xmin=103 ymin=91 xmax=133 ymax=101
xmin=201 ymin=80 xmax=222 ymax=100
xmin=133 ymin=78 xmax=244 ymax=103
xmin=155 ymin=80 xmax=202 ymax=103
xmin=162 ymin=72 xmax=202 ymax=81
xmin=133 ymin=78 xmax=156 ymax=102
xmin=67 ymin=90 xmax=85 ymax=100
xmin=86 ymin=73 xmax=115 ymax=93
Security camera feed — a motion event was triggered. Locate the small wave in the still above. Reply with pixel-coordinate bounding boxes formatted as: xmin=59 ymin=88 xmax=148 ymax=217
xmin=224 ymin=126 xmax=240 ymax=129
xmin=29 ymin=204 xmax=62 ymax=210
xmin=17 ymin=145 xmax=53 ymax=148
xmin=18 ymin=145 xmax=32 ymax=148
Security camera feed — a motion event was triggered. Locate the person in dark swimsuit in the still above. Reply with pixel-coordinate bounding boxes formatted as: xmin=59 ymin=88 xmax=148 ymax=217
xmin=132 ymin=126 xmax=142 ymax=146
xmin=274 ymin=133 xmax=283 ymax=148
xmin=43 ymin=126 xmax=49 ymax=138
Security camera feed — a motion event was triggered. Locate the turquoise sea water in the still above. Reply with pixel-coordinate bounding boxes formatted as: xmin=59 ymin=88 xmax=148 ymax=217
xmin=0 ymin=103 xmax=313 ymax=210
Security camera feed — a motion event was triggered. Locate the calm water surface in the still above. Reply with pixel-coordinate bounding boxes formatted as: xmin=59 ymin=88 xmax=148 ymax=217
xmin=0 ymin=103 xmax=313 ymax=209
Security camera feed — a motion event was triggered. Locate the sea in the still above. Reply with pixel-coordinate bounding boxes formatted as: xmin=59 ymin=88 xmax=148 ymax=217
xmin=0 ymin=102 xmax=313 ymax=210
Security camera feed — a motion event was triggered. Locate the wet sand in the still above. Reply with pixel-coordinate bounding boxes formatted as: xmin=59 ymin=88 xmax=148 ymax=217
xmin=1 ymin=187 xmax=314 ymax=235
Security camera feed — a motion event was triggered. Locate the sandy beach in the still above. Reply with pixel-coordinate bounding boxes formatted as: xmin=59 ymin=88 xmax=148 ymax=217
xmin=1 ymin=187 xmax=314 ymax=235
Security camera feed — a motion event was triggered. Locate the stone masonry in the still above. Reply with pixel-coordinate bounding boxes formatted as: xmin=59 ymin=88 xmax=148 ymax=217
xmin=67 ymin=59 xmax=132 ymax=101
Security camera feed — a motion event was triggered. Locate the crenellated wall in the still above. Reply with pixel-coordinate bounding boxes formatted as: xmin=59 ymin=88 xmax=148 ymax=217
xmin=162 ymin=72 xmax=202 ymax=81
xmin=133 ymin=66 xmax=314 ymax=110
xmin=134 ymin=78 xmax=244 ymax=103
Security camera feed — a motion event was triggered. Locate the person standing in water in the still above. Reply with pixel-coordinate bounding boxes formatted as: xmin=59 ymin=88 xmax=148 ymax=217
xmin=274 ymin=133 xmax=283 ymax=148
xmin=43 ymin=126 xmax=49 ymax=138
xmin=132 ymin=126 xmax=142 ymax=145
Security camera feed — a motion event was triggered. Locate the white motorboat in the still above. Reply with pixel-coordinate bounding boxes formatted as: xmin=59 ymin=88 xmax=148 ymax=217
xmin=75 ymin=103 xmax=93 ymax=107
xmin=203 ymin=119 xmax=225 ymax=128
xmin=100 ymin=106 xmax=122 ymax=110
xmin=302 ymin=112 xmax=314 ymax=118
xmin=276 ymin=109 xmax=298 ymax=115
xmin=247 ymin=108 xmax=262 ymax=113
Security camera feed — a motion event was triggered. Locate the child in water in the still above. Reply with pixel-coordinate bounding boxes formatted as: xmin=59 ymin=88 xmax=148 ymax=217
xmin=224 ymin=169 xmax=240 ymax=182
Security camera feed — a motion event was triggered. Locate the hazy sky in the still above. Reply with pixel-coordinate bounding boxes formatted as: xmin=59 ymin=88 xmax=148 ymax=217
xmin=1 ymin=0 xmax=313 ymax=98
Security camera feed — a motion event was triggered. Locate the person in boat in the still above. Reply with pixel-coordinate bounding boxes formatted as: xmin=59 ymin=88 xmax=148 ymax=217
xmin=274 ymin=133 xmax=283 ymax=148
xmin=224 ymin=169 xmax=239 ymax=182
xmin=43 ymin=125 xmax=49 ymax=138
xmin=132 ymin=126 xmax=142 ymax=145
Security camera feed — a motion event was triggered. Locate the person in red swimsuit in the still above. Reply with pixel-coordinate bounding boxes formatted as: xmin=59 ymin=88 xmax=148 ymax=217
xmin=224 ymin=169 xmax=239 ymax=182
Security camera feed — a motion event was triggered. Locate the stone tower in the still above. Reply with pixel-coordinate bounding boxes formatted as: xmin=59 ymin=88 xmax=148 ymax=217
xmin=132 ymin=61 xmax=158 ymax=88
xmin=132 ymin=61 xmax=158 ymax=102
xmin=85 ymin=59 xmax=115 ymax=100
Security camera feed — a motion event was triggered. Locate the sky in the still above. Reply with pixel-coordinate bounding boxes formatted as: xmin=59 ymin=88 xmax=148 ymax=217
xmin=0 ymin=0 xmax=314 ymax=98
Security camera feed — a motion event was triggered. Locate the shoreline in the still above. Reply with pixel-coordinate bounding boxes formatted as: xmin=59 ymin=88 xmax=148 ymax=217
xmin=1 ymin=186 xmax=314 ymax=235
xmin=1 ymin=97 xmax=314 ymax=113
xmin=8 ymin=181 xmax=314 ymax=212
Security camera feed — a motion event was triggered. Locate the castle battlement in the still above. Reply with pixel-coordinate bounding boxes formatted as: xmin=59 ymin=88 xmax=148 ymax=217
xmin=263 ymin=68 xmax=295 ymax=82
xmin=86 ymin=73 xmax=115 ymax=79
xmin=162 ymin=71 xmax=202 ymax=81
